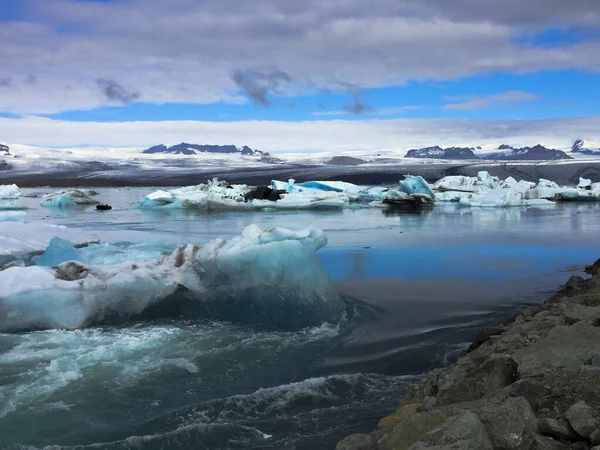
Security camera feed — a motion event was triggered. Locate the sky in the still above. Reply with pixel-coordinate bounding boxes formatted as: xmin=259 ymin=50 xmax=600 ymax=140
xmin=1 ymin=0 xmax=600 ymax=152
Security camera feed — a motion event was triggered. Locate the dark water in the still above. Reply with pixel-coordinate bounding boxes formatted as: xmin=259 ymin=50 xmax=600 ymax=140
xmin=2 ymin=188 xmax=600 ymax=449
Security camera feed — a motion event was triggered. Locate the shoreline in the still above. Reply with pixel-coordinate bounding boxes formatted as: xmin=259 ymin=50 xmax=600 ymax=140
xmin=337 ymin=259 xmax=600 ymax=450
xmin=1 ymin=160 xmax=600 ymax=188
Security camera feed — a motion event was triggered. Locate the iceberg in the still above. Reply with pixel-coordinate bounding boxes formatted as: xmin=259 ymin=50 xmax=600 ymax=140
xmin=433 ymin=172 xmax=498 ymax=193
xmin=40 ymin=189 xmax=100 ymax=207
xmin=398 ymin=175 xmax=435 ymax=199
xmin=0 ymin=225 xmax=344 ymax=332
xmin=0 ymin=184 xmax=21 ymax=199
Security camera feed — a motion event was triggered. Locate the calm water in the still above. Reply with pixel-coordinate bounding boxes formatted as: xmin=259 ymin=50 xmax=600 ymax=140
xmin=2 ymin=187 xmax=600 ymax=449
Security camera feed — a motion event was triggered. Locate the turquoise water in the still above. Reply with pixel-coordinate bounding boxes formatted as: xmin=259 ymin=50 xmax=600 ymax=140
xmin=1 ymin=188 xmax=600 ymax=449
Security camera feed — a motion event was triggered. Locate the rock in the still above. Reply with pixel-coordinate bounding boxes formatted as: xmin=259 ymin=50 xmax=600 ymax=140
xmin=513 ymin=322 xmax=600 ymax=378
xmin=476 ymin=396 xmax=537 ymax=450
xmin=563 ymin=276 xmax=585 ymax=292
xmin=378 ymin=410 xmax=449 ymax=450
xmin=532 ymin=435 xmax=570 ymax=450
xmin=336 ymin=433 xmax=377 ymax=450
xmin=379 ymin=403 xmax=422 ymax=429
xmin=243 ymin=186 xmax=284 ymax=202
xmin=585 ymin=259 xmax=600 ymax=275
xmin=571 ymin=442 xmax=590 ymax=450
xmin=437 ymin=356 xmax=518 ymax=405
xmin=408 ymin=412 xmax=493 ymax=450
xmin=591 ymin=429 xmax=600 ymax=445
xmin=538 ymin=418 xmax=580 ymax=441
xmin=566 ymin=401 xmax=599 ymax=438
xmin=383 ymin=194 xmax=434 ymax=211
xmin=467 ymin=328 xmax=504 ymax=353
xmin=588 ymin=355 xmax=600 ymax=366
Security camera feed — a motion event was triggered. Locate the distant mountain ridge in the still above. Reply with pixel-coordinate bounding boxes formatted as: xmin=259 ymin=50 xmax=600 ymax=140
xmin=405 ymin=144 xmax=573 ymax=161
xmin=0 ymin=143 xmax=10 ymax=156
xmin=142 ymin=143 xmax=271 ymax=158
xmin=572 ymin=139 xmax=600 ymax=155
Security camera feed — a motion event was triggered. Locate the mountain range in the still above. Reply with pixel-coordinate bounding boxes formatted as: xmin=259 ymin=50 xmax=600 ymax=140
xmin=405 ymin=144 xmax=575 ymax=161
xmin=142 ymin=143 xmax=276 ymax=160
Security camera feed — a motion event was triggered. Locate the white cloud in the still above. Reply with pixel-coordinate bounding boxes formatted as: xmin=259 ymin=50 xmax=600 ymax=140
xmin=443 ymin=90 xmax=541 ymax=111
xmin=0 ymin=0 xmax=599 ymax=114
xmin=1 ymin=115 xmax=599 ymax=152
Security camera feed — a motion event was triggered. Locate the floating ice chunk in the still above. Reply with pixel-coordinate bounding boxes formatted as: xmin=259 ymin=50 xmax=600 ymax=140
xmin=33 ymin=237 xmax=82 ymax=266
xmin=0 ymin=184 xmax=21 ymax=199
xmin=578 ymin=177 xmax=592 ymax=188
xmin=399 ymin=175 xmax=435 ymax=199
xmin=557 ymin=189 xmax=600 ymax=202
xmin=0 ymin=222 xmax=99 ymax=262
xmin=0 ymin=211 xmax=26 ymax=222
xmin=254 ymin=192 xmax=349 ymax=210
xmin=40 ymin=189 xmax=100 ymax=207
xmin=458 ymin=188 xmax=553 ymax=207
xmin=0 ymin=225 xmax=344 ymax=332
xmin=434 ymin=176 xmax=482 ymax=193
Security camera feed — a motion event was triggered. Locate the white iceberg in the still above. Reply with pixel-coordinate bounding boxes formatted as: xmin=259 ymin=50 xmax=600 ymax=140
xmin=0 ymin=184 xmax=21 ymax=199
xmin=458 ymin=188 xmax=553 ymax=207
xmin=0 ymin=225 xmax=344 ymax=332
xmin=578 ymin=177 xmax=592 ymax=189
xmin=433 ymin=172 xmax=498 ymax=193
xmin=0 ymin=211 xmax=26 ymax=222
xmin=40 ymin=189 xmax=100 ymax=207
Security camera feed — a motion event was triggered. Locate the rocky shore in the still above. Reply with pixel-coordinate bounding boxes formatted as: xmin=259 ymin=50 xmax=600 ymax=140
xmin=337 ymin=259 xmax=600 ymax=450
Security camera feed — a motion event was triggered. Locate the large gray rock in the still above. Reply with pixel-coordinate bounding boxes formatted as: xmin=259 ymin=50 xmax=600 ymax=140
xmin=476 ymin=396 xmax=537 ymax=450
xmin=513 ymin=321 xmax=600 ymax=378
xmin=408 ymin=412 xmax=493 ymax=450
xmin=531 ymin=435 xmax=570 ymax=450
xmin=378 ymin=410 xmax=449 ymax=450
xmin=336 ymin=433 xmax=377 ymax=450
xmin=436 ymin=356 xmax=518 ymax=405
xmin=566 ymin=401 xmax=599 ymax=438
xmin=537 ymin=417 xmax=579 ymax=441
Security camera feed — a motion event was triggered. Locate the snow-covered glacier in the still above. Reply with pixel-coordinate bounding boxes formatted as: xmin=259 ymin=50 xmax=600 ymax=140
xmin=0 ymin=225 xmax=344 ymax=332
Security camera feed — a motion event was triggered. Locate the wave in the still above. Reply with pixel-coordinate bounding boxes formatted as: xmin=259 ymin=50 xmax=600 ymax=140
xmin=0 ymin=225 xmax=345 ymax=332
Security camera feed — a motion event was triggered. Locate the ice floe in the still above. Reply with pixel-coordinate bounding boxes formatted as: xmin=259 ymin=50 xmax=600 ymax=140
xmin=0 ymin=222 xmax=99 ymax=263
xmin=40 ymin=189 xmax=100 ymax=207
xmin=135 ymin=173 xmax=600 ymax=211
xmin=0 ymin=225 xmax=344 ymax=332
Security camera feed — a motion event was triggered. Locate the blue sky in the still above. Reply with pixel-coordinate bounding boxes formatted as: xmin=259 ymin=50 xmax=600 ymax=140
xmin=1 ymin=0 xmax=600 ymax=149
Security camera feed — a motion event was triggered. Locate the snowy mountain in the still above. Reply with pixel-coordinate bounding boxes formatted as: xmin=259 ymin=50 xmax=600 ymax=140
xmin=142 ymin=143 xmax=274 ymax=160
xmin=405 ymin=146 xmax=479 ymax=160
xmin=0 ymin=143 xmax=10 ymax=156
xmin=404 ymin=144 xmax=573 ymax=161
xmin=572 ymin=139 xmax=600 ymax=155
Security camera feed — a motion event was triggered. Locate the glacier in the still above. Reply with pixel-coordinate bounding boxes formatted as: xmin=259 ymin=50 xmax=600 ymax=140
xmin=40 ymin=189 xmax=100 ymax=207
xmin=0 ymin=225 xmax=344 ymax=332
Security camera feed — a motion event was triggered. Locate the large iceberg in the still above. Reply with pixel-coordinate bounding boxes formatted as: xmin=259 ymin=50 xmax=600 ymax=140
xmin=140 ymin=179 xmax=351 ymax=211
xmin=0 ymin=184 xmax=21 ymax=199
xmin=433 ymin=171 xmax=599 ymax=207
xmin=0 ymin=225 xmax=344 ymax=332
xmin=40 ymin=189 xmax=100 ymax=207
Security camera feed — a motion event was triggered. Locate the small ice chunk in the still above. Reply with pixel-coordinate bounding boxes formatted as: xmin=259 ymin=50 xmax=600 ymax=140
xmin=399 ymin=175 xmax=435 ymax=199
xmin=40 ymin=189 xmax=100 ymax=207
xmin=0 ymin=184 xmax=21 ymax=199
xmin=578 ymin=177 xmax=592 ymax=188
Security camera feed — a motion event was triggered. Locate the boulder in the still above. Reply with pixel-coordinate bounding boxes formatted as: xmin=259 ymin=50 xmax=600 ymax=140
xmin=378 ymin=410 xmax=449 ymax=450
xmin=531 ymin=435 xmax=570 ymax=450
xmin=475 ymin=396 xmax=537 ymax=450
xmin=379 ymin=403 xmax=423 ymax=429
xmin=408 ymin=412 xmax=493 ymax=450
xmin=566 ymin=401 xmax=599 ymax=438
xmin=336 ymin=433 xmax=377 ymax=450
xmin=436 ymin=356 xmax=518 ymax=405
xmin=538 ymin=418 xmax=580 ymax=441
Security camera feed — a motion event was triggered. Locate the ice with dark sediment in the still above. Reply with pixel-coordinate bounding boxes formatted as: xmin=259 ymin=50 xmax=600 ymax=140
xmin=40 ymin=189 xmax=100 ymax=207
xmin=0 ymin=225 xmax=344 ymax=332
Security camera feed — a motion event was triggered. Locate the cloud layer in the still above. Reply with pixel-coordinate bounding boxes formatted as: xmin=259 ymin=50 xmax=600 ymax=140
xmin=0 ymin=0 xmax=599 ymax=114
xmin=1 ymin=116 xmax=599 ymax=152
